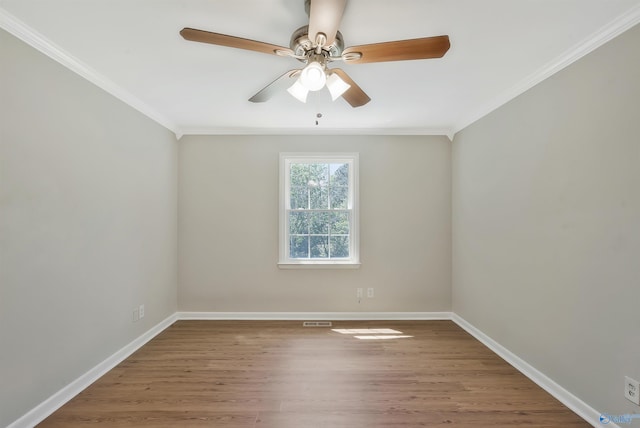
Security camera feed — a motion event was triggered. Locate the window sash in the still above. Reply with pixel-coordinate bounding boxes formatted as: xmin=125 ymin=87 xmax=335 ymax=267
xmin=287 ymin=209 xmax=352 ymax=259
xmin=279 ymin=153 xmax=359 ymax=267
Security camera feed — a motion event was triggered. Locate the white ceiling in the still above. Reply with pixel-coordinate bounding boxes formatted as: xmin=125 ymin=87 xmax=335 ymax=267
xmin=2 ymin=0 xmax=640 ymax=138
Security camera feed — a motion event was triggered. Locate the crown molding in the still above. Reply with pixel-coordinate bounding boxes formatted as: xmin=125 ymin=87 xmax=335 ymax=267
xmin=5 ymin=2 xmax=637 ymax=142
xmin=0 ymin=6 xmax=451 ymax=141
xmin=451 ymin=4 xmax=640 ymax=137
xmin=178 ymin=127 xmax=455 ymax=140
xmin=0 ymin=7 xmax=181 ymax=139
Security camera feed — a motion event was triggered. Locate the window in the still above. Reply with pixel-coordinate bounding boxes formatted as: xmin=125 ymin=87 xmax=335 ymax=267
xmin=279 ymin=153 xmax=359 ymax=268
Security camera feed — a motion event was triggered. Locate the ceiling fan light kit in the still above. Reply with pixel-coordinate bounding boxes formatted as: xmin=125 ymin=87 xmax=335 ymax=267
xmin=299 ymin=61 xmax=327 ymax=91
xmin=180 ymin=0 xmax=450 ymax=108
xmin=287 ymin=79 xmax=310 ymax=103
xmin=326 ymin=72 xmax=351 ymax=101
xmin=286 ymin=65 xmax=351 ymax=104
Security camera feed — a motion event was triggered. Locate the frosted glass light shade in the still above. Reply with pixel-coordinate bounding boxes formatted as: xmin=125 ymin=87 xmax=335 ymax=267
xmin=326 ymin=73 xmax=351 ymax=101
xmin=287 ymin=79 xmax=309 ymax=103
xmin=300 ymin=62 xmax=326 ymax=91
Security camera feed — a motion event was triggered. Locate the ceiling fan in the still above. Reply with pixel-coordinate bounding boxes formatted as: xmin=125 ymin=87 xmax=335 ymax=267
xmin=180 ymin=0 xmax=450 ymax=107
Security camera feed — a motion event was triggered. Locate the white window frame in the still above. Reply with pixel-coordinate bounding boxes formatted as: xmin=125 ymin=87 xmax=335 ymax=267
xmin=278 ymin=152 xmax=360 ymax=269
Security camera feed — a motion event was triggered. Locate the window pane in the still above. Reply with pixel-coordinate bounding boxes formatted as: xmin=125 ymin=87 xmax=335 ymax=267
xmin=330 ymin=236 xmax=350 ymax=258
xmin=330 ymin=186 xmax=348 ymax=209
xmin=309 ymin=185 xmax=328 ymax=209
xmin=330 ymin=211 xmax=350 ymax=234
xmin=310 ymin=236 xmax=329 ymax=258
xmin=290 ymin=163 xmax=310 ymax=186
xmin=308 ymin=163 xmax=329 ymax=186
xmin=330 ymin=163 xmax=349 ymax=186
xmin=290 ymin=186 xmax=308 ymax=209
xmin=290 ymin=236 xmax=309 ymax=258
xmin=282 ymin=154 xmax=357 ymax=264
xmin=310 ymin=212 xmax=329 ymax=234
xmin=289 ymin=211 xmax=308 ymax=235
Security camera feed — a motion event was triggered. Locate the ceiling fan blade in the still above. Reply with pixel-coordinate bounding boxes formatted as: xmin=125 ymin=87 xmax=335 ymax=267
xmin=249 ymin=70 xmax=301 ymax=103
xmin=342 ymin=35 xmax=450 ymax=64
xmin=308 ymin=0 xmax=347 ymax=47
xmin=180 ymin=28 xmax=294 ymax=57
xmin=331 ymin=69 xmax=370 ymax=107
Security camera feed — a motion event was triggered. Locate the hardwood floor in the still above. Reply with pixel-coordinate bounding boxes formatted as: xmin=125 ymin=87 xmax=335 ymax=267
xmin=38 ymin=320 xmax=589 ymax=427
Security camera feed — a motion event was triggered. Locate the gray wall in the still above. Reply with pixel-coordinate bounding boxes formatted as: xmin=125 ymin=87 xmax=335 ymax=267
xmin=178 ymin=135 xmax=451 ymax=313
xmin=0 ymin=29 xmax=178 ymax=426
xmin=452 ymin=23 xmax=640 ymax=415
xmin=4 ymin=12 xmax=639 ymax=426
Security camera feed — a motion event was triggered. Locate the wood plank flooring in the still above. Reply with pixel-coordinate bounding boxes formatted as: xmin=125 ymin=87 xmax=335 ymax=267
xmin=38 ymin=320 xmax=589 ymax=427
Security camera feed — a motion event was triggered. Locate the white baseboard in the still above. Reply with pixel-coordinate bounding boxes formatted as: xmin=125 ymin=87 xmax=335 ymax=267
xmin=177 ymin=311 xmax=453 ymax=321
xmin=450 ymin=314 xmax=612 ymax=428
xmin=8 ymin=313 xmax=178 ymax=428
xmin=10 ymin=311 xmax=607 ymax=428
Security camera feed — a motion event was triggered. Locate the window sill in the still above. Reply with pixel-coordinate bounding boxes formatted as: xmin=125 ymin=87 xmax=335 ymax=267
xmin=278 ymin=262 xmax=361 ymax=270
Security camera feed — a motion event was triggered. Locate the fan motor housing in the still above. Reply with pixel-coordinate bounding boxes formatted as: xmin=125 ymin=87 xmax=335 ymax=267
xmin=290 ymin=25 xmax=344 ymax=62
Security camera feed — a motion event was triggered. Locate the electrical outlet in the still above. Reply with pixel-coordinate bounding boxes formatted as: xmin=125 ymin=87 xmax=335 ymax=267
xmin=625 ymin=376 xmax=640 ymax=405
xmin=367 ymin=288 xmax=374 ymax=298
xmin=356 ymin=288 xmax=363 ymax=299
xmin=139 ymin=304 xmax=145 ymax=319
xmin=132 ymin=308 xmax=139 ymax=322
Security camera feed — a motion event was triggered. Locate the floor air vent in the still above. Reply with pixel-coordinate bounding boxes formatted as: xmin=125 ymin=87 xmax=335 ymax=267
xmin=303 ymin=321 xmax=332 ymax=327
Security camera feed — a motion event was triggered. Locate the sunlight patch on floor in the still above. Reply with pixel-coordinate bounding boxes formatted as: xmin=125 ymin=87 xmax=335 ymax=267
xmin=332 ymin=328 xmax=412 ymax=340
xmin=354 ymin=335 xmax=413 ymax=340
xmin=332 ymin=328 xmax=403 ymax=334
